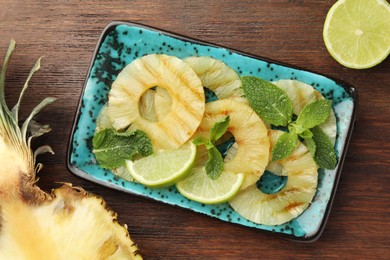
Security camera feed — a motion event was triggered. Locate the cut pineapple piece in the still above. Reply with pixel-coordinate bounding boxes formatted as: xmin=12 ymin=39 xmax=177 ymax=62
xmin=184 ymin=56 xmax=244 ymax=99
xmin=273 ymin=79 xmax=337 ymax=144
xmin=96 ymin=103 xmax=113 ymax=132
xmin=229 ymin=130 xmax=318 ymax=226
xmin=0 ymin=185 xmax=141 ymax=259
xmin=195 ymin=99 xmax=270 ymax=176
xmin=0 ymin=41 xmax=142 ymax=259
xmin=108 ymin=54 xmax=205 ymax=150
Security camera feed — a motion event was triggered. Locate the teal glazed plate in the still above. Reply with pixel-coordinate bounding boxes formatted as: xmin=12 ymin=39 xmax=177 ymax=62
xmin=67 ymin=21 xmax=357 ymax=242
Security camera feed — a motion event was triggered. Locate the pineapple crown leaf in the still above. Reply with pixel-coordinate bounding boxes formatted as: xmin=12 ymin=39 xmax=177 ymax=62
xmin=12 ymin=57 xmax=42 ymax=123
xmin=1 ymin=40 xmax=56 ymax=167
xmin=0 ymin=40 xmax=19 ymax=133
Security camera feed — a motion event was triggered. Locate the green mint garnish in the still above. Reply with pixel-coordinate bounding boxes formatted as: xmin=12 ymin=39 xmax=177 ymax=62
xmin=92 ymin=128 xmax=153 ymax=170
xmin=311 ymin=126 xmax=337 ymax=169
xmin=193 ymin=116 xmax=229 ymax=179
xmin=192 ymin=136 xmax=208 ymax=146
xmin=242 ymin=76 xmax=336 ymax=169
xmin=296 ymin=99 xmax=332 ymax=129
xmin=241 ymin=76 xmax=293 ymax=126
xmin=210 ymin=116 xmax=230 ymax=142
xmin=304 ymin=137 xmax=317 ymax=157
xmin=205 ymin=146 xmax=224 ymax=180
xmin=272 ymin=132 xmax=299 ymax=161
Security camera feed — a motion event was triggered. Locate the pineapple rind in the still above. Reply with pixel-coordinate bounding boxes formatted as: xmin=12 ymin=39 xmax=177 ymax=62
xmin=0 ymin=41 xmax=143 ymax=259
xmin=0 ymin=184 xmax=142 ymax=260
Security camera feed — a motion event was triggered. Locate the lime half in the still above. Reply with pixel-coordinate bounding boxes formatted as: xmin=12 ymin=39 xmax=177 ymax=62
xmin=323 ymin=0 xmax=390 ymax=69
xmin=126 ymin=142 xmax=196 ymax=188
xmin=176 ymin=167 xmax=244 ymax=204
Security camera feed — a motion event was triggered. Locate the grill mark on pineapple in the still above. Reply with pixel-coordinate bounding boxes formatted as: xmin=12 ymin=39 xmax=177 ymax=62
xmin=141 ymin=55 xmax=203 ymax=120
xmin=263 ymin=187 xmax=301 ymax=202
xmin=282 ymin=201 xmax=305 ymax=213
xmin=160 ymin=55 xmax=204 ymax=101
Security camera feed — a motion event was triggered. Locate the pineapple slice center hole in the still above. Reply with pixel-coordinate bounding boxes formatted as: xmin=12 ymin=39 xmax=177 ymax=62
xmin=204 ymin=87 xmax=218 ymax=102
xmin=256 ymin=170 xmax=288 ymax=194
xmin=215 ymin=132 xmax=236 ymax=162
xmin=138 ymin=87 xmax=172 ymax=122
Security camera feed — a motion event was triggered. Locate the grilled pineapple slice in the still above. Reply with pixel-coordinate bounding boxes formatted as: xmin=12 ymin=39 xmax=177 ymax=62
xmin=229 ymin=130 xmax=318 ymax=226
xmin=108 ymin=54 xmax=205 ymax=150
xmin=0 ymin=41 xmax=141 ymax=259
xmin=184 ymin=56 xmax=244 ymax=99
xmin=195 ymin=99 xmax=270 ymax=176
xmin=273 ymin=79 xmax=337 ymax=144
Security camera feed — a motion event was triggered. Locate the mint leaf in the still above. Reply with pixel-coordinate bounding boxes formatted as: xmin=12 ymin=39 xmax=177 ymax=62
xmin=242 ymin=76 xmax=293 ymax=126
xmin=92 ymin=128 xmax=153 ymax=169
xmin=288 ymin=122 xmax=306 ymax=135
xmin=304 ymin=137 xmax=317 ymax=157
xmin=272 ymin=132 xmax=299 ymax=161
xmin=210 ymin=116 xmax=230 ymax=142
xmin=205 ymin=146 xmax=224 ymax=180
xmin=311 ymin=126 xmax=337 ymax=169
xmin=296 ymin=100 xmax=332 ymax=129
xmin=193 ymin=136 xmax=208 ymax=146
xmin=299 ymin=129 xmax=313 ymax=139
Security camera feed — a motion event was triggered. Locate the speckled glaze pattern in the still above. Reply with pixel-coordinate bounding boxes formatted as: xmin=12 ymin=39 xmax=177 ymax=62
xmin=68 ymin=22 xmax=357 ymax=241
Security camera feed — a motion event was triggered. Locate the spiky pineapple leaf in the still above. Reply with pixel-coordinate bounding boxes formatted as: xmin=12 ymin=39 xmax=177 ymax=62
xmin=93 ymin=128 xmax=153 ymax=169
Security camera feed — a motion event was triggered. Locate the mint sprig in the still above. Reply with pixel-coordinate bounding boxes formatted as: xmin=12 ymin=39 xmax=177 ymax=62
xmin=93 ymin=128 xmax=153 ymax=169
xmin=241 ymin=76 xmax=337 ymax=169
xmin=311 ymin=126 xmax=337 ymax=169
xmin=272 ymin=132 xmax=299 ymax=161
xmin=193 ymin=116 xmax=230 ymax=179
xmin=296 ymin=99 xmax=332 ymax=129
xmin=242 ymin=76 xmax=293 ymax=126
xmin=206 ymin=146 xmax=224 ymax=180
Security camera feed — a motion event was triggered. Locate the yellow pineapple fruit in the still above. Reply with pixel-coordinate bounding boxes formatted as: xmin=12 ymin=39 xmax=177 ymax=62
xmin=0 ymin=40 xmax=141 ymax=259
xmin=184 ymin=56 xmax=244 ymax=99
xmin=229 ymin=130 xmax=318 ymax=226
xmin=107 ymin=54 xmax=205 ymax=150
xmin=195 ymin=99 xmax=270 ymax=176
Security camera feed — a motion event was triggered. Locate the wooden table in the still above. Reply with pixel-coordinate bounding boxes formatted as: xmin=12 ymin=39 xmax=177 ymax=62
xmin=1 ymin=1 xmax=389 ymax=259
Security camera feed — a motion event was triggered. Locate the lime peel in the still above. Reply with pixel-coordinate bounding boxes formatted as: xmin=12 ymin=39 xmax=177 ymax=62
xmin=176 ymin=167 xmax=244 ymax=204
xmin=126 ymin=142 xmax=197 ymax=188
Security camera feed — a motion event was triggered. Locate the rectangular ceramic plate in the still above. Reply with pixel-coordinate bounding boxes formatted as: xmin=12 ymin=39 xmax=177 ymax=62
xmin=67 ymin=21 xmax=357 ymax=242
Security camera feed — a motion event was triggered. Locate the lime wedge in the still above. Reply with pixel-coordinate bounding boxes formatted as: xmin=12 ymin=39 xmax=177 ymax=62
xmin=126 ymin=142 xmax=196 ymax=188
xmin=323 ymin=0 xmax=390 ymax=69
xmin=176 ymin=167 xmax=244 ymax=204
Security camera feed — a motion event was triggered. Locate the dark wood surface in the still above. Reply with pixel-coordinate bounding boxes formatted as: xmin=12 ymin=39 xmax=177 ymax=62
xmin=1 ymin=1 xmax=389 ymax=259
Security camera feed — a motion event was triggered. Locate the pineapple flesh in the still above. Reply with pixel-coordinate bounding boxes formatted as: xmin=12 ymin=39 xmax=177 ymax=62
xmin=195 ymin=99 xmax=270 ymax=176
xmin=184 ymin=56 xmax=244 ymax=99
xmin=0 ymin=41 xmax=142 ymax=259
xmin=229 ymin=130 xmax=318 ymax=226
xmin=107 ymin=54 xmax=205 ymax=150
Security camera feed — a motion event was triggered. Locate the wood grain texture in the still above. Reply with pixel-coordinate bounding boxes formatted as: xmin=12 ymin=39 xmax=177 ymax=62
xmin=1 ymin=0 xmax=389 ymax=259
